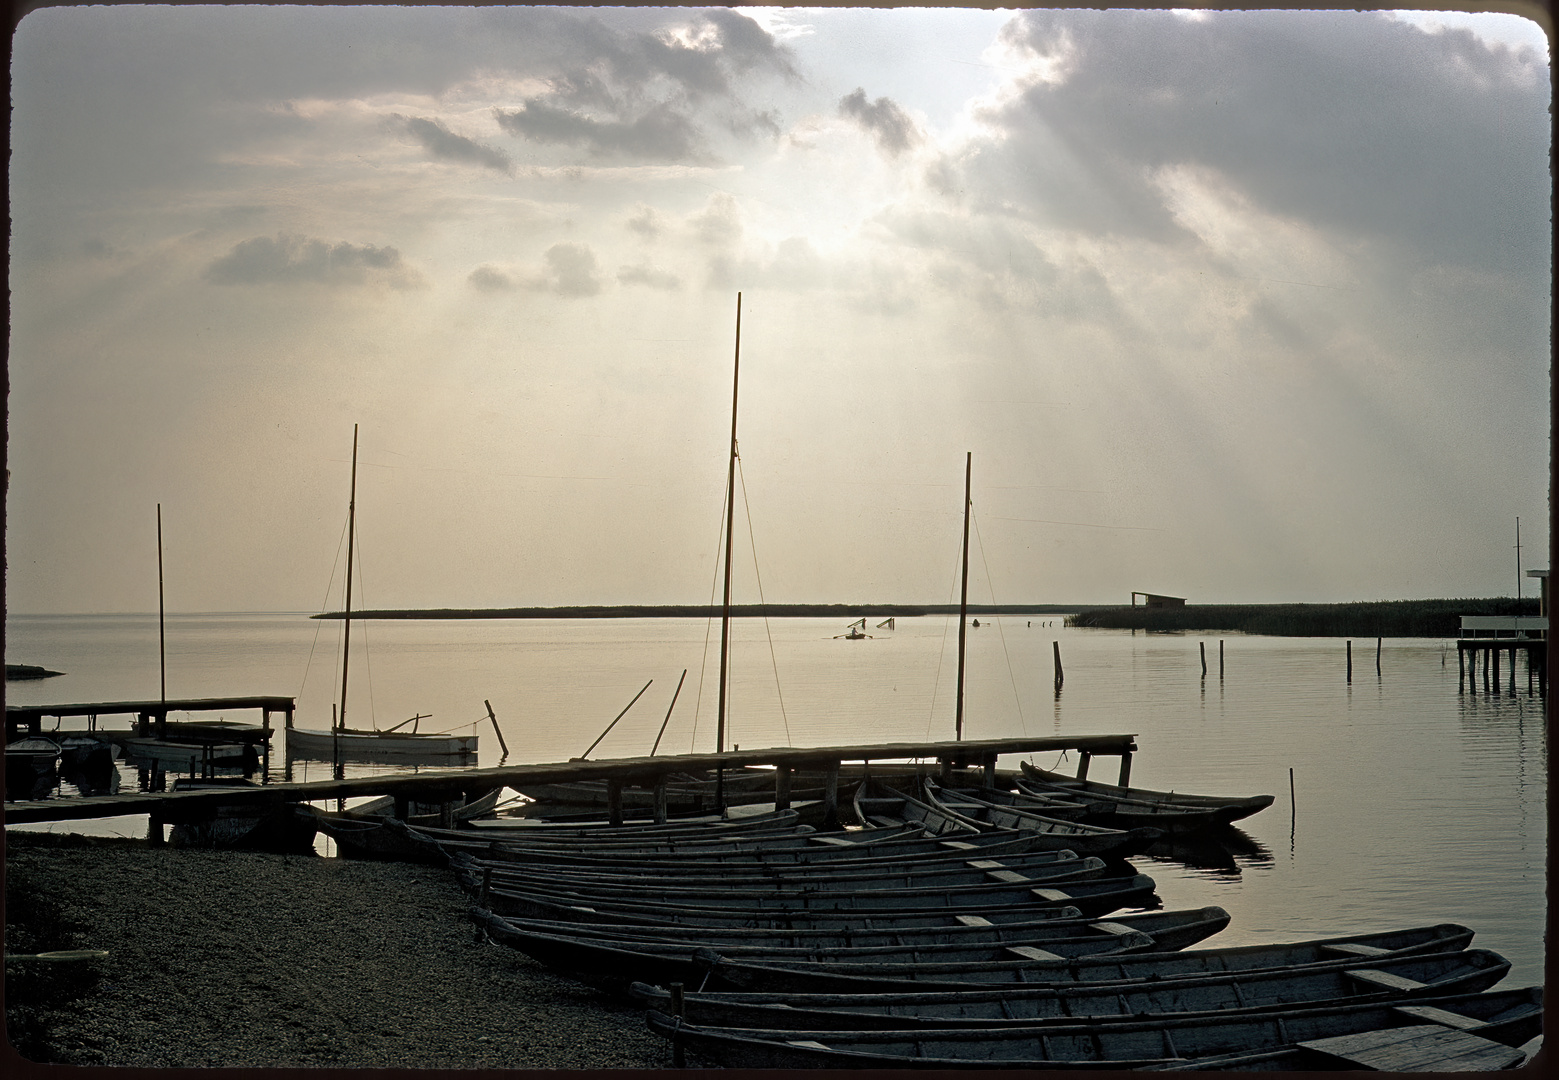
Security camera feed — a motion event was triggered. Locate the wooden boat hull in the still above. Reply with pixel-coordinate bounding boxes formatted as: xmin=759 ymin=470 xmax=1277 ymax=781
xmin=644 ymin=923 xmax=1479 ymax=994
xmin=475 ymin=906 xmax=1231 ymax=954
xmin=628 ymin=948 xmax=1512 ymax=1029
xmin=284 ymin=725 xmax=477 ymax=763
xmin=477 ymin=910 xmax=1167 ymax=994
xmin=1019 ymin=760 xmax=1275 ymax=824
xmin=642 ymin=985 xmax=1541 ymax=1069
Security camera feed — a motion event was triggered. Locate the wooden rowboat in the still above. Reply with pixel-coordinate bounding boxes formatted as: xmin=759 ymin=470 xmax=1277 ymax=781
xmin=627 ymin=947 xmax=1512 ymax=1029
xmin=632 ymin=923 xmax=1478 ymax=994
xmin=470 ymin=905 xmax=1231 ymax=954
xmin=1019 ymin=759 xmax=1275 ymax=825
xmin=642 ymin=985 xmax=1540 ymax=1069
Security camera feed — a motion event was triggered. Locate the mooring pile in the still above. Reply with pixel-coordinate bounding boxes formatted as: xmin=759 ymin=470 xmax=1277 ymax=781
xmin=312 ymin=760 xmax=1542 ymax=1070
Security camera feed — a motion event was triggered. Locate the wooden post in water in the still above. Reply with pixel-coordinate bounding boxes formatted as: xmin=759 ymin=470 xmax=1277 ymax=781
xmin=1458 ymin=645 xmax=1465 ymax=692
xmin=1491 ymin=645 xmax=1499 ymax=693
xmin=1053 ymin=641 xmax=1063 ymax=692
xmin=484 ymin=700 xmax=510 ymax=762
xmin=1346 ymin=641 xmax=1352 ymax=683
xmin=1376 ymin=637 xmax=1382 ymax=677
xmin=1220 ymin=640 xmax=1224 ymax=678
xmin=1199 ymin=641 xmax=1207 ymax=677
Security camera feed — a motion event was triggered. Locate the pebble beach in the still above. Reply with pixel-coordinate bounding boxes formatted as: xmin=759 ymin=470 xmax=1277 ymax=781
xmin=4 ymin=831 xmax=668 ymax=1069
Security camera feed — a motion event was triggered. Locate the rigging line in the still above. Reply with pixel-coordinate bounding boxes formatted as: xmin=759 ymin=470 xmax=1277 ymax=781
xmin=736 ymin=455 xmax=792 ymax=746
xmin=690 ymin=470 xmax=732 ymax=754
xmin=299 ymin=514 xmax=351 ymax=703
xmin=972 ymin=512 xmax=1027 ymax=736
xmin=926 ymin=530 xmax=964 ymax=740
xmin=353 ymin=535 xmax=377 ymax=730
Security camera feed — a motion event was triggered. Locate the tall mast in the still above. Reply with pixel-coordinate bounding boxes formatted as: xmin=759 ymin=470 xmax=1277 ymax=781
xmin=716 ymin=293 xmax=741 ymax=811
xmin=955 ymin=451 xmax=971 ymax=740
xmin=337 ymin=425 xmax=359 ymax=734
xmin=156 ymin=501 xmax=166 ymax=704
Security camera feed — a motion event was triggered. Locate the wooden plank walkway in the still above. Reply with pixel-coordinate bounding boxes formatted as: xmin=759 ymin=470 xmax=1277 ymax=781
xmin=2 ymin=734 xmax=1136 ymax=825
xmin=6 ymin=696 xmax=296 ymax=740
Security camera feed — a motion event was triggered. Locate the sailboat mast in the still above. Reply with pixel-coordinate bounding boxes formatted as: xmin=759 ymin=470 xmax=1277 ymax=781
xmin=955 ymin=451 xmax=971 ymax=740
xmin=716 ymin=293 xmax=741 ymax=809
xmin=156 ymin=501 xmax=166 ymax=704
xmin=337 ymin=424 xmax=359 ymax=734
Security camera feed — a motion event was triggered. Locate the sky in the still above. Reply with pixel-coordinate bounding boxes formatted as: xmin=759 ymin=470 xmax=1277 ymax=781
xmin=6 ymin=4 xmax=1552 ymax=614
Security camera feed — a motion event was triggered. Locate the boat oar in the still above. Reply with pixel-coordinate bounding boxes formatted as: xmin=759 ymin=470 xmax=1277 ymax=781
xmin=650 ymin=670 xmax=689 ymax=756
xmin=578 ymin=679 xmax=653 ymax=760
xmin=485 ymin=699 xmax=510 ymax=763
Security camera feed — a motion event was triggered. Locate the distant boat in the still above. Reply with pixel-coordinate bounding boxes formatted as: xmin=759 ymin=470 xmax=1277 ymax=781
xmin=287 ymin=426 xmax=478 ymax=765
xmin=836 ymin=618 xmax=871 ymax=640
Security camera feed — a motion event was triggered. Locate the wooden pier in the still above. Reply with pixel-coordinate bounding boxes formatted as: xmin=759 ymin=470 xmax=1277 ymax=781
xmin=2 ymin=734 xmax=1137 ymax=832
xmin=1454 ymin=617 xmax=1547 ymax=696
xmin=6 ymin=696 xmax=294 ymax=741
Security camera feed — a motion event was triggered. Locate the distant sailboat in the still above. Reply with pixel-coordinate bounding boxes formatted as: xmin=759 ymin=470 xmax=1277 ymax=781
xmin=286 ymin=426 xmax=478 ymax=765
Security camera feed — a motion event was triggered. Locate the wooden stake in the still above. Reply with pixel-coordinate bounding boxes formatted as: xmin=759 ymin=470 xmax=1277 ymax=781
xmin=1199 ymin=641 xmax=1207 ymax=677
xmin=1219 ymin=639 xmax=1224 ymax=678
xmin=1346 ymin=640 xmax=1352 ymax=683
xmin=1052 ymin=641 xmax=1063 ymax=692
xmin=1376 ymin=636 xmax=1382 ymax=677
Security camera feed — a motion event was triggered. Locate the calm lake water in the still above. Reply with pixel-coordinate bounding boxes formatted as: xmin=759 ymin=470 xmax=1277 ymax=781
xmin=5 ymin=612 xmax=1547 ymax=986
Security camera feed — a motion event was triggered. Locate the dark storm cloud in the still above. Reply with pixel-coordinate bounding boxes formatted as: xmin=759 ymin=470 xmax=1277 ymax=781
xmin=956 ymin=11 xmax=1550 ymax=275
xmin=203 ymin=234 xmax=421 ymax=288
xmin=495 ymin=100 xmax=706 ymax=163
xmin=492 ymin=9 xmax=797 ymax=164
xmin=839 ymin=89 xmax=922 ymax=157
xmin=397 ymin=116 xmax=513 ymax=174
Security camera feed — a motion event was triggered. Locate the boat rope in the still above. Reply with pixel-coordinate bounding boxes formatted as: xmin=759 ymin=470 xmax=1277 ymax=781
xmin=925 ymin=530 xmax=964 ymax=739
xmin=297 ymin=512 xmax=352 ymax=704
xmin=688 ymin=469 xmax=733 ymax=754
xmin=736 ymin=455 xmax=792 ymax=747
xmin=972 ymin=512 xmax=1028 ymax=736
xmin=351 ymin=534 xmax=379 ymax=730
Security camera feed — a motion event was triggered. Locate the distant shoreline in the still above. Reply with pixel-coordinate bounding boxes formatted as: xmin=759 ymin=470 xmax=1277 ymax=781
xmin=307 ymin=597 xmax=1540 ymax=638
xmin=310 ymin=603 xmax=1096 ymax=620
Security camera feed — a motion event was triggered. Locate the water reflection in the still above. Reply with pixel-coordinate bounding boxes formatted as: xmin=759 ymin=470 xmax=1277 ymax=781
xmin=1140 ymin=824 xmax=1273 ymax=878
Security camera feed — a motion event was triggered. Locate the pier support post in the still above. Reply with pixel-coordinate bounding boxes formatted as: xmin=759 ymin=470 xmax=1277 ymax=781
xmin=1117 ymin=751 xmax=1133 ymax=789
xmin=774 ymin=764 xmax=792 ymax=811
xmin=822 ymin=760 xmax=840 ymax=830
xmin=607 ymin=778 xmax=624 ymax=827
xmin=1458 ymin=645 xmax=1465 ymax=692
xmin=653 ymin=775 xmax=668 ymax=824
xmin=1492 ymin=645 xmax=1500 ymax=694
xmin=983 ymin=755 xmax=997 ymax=788
xmin=1076 ymin=751 xmax=1091 ymax=781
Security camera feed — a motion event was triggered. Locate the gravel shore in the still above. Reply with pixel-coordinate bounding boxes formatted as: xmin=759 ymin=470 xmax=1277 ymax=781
xmin=4 ymin=831 xmax=669 ymax=1069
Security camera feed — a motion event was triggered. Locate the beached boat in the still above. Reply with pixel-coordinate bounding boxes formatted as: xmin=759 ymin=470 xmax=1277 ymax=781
xmin=642 ymin=984 xmax=1540 ymax=1069
xmin=165 ymin=777 xmax=318 ymax=853
xmin=628 ymin=946 xmax=1511 ymax=1029
xmin=474 ymin=910 xmax=1167 ymax=993
xmin=471 ymin=906 xmax=1230 ymax=955
xmin=1019 ymin=759 xmax=1275 ymax=825
xmin=947 ymin=781 xmax=1235 ymax=834
xmin=5 ymin=736 xmax=61 ymax=799
xmin=628 ymin=922 xmax=1479 ymax=995
xmin=859 ymin=780 xmax=1159 ymax=857
xmin=464 ymin=847 xmax=1104 ymax=893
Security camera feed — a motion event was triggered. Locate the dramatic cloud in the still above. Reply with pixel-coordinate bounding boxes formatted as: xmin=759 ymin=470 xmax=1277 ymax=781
xmin=954 ymin=10 xmax=1549 ymax=276
xmin=838 ymin=88 xmax=921 ymax=156
xmin=495 ymin=100 xmax=706 ymax=162
xmin=203 ymin=234 xmax=422 ymax=288
xmin=397 ymin=115 xmax=512 ymax=174
xmin=617 ymin=263 xmax=682 ymax=290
